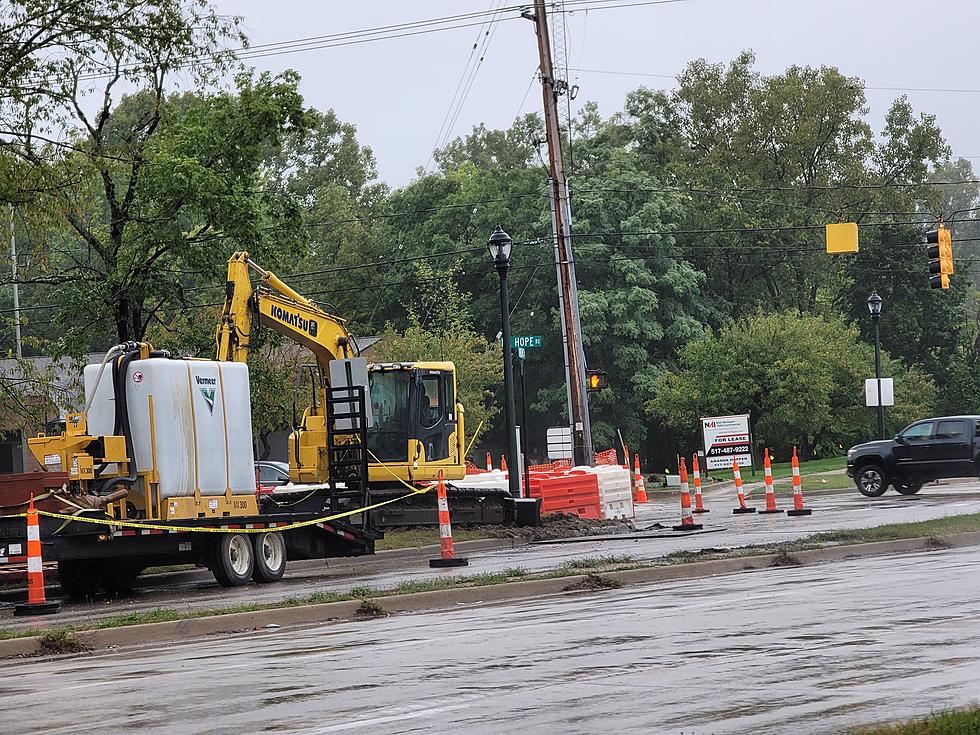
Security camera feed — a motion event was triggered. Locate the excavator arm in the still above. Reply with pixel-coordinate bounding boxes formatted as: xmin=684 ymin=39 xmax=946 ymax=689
xmin=216 ymin=252 xmax=356 ymax=483
xmin=215 ymin=251 xmax=353 ymax=371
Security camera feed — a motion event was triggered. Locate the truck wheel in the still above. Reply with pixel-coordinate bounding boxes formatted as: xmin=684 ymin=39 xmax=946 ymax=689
xmin=856 ymin=464 xmax=889 ymax=497
xmin=211 ymin=533 xmax=254 ymax=587
xmin=104 ymin=564 xmax=144 ymax=596
xmin=252 ymin=531 xmax=287 ymax=583
xmin=57 ymin=560 xmax=101 ymax=600
xmin=895 ymin=482 xmax=923 ymax=495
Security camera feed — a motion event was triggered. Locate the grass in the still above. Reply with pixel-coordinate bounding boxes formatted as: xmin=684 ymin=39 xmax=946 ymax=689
xmin=375 ymin=527 xmax=495 ymax=551
xmin=851 ymin=707 xmax=980 ymax=734
xmin=559 ymin=554 xmax=636 ymax=570
xmin=355 ymin=599 xmax=389 ymax=618
xmin=4 ymin=512 xmax=980 ymax=648
xmin=37 ymin=629 xmax=87 ymax=655
xmin=808 ymin=512 xmax=980 ymax=545
xmin=706 ymin=455 xmax=846 ymax=483
xmin=771 ymin=473 xmax=855 ymax=493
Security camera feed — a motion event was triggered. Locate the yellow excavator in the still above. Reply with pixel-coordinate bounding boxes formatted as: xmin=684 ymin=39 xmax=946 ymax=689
xmin=215 ymin=252 xmax=467 ymax=491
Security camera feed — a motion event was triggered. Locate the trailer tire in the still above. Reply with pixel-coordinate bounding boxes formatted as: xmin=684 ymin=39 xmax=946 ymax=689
xmin=57 ymin=560 xmax=101 ymax=600
xmin=211 ymin=533 xmax=254 ymax=587
xmin=252 ymin=531 xmax=287 ymax=583
xmin=104 ymin=563 xmax=143 ymax=596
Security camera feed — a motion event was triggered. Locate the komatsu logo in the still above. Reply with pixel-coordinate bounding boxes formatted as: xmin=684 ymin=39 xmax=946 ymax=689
xmin=270 ymin=305 xmax=318 ymax=337
xmin=195 ymin=375 xmax=217 ymax=413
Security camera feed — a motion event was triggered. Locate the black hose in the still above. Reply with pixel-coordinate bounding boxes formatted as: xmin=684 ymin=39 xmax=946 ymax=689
xmin=98 ymin=348 xmax=170 ymax=496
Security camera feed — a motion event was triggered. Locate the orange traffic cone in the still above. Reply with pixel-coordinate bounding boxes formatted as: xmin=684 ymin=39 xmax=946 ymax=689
xmin=500 ymin=454 xmax=508 ymax=472
xmin=692 ymin=454 xmax=709 ymax=513
xmin=672 ymin=457 xmax=703 ymax=531
xmin=759 ymin=448 xmax=784 ymax=515
xmin=633 ymin=454 xmax=649 ymax=503
xmin=623 ymin=443 xmax=630 ymax=470
xmin=787 ymin=447 xmax=813 ymax=517
xmin=430 ymin=471 xmax=468 ymax=568
xmin=14 ymin=495 xmax=60 ymax=616
xmin=486 ymin=452 xmax=493 ymax=471
xmin=732 ymin=459 xmax=756 ymax=514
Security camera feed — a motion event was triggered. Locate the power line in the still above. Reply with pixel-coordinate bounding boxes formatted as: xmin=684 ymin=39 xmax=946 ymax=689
xmin=425 ymin=1 xmax=504 ymax=172
xmin=569 ymin=67 xmax=980 ymax=96
xmin=574 ymin=174 xmax=980 ymax=194
xmin=45 ymin=0 xmax=688 ymax=83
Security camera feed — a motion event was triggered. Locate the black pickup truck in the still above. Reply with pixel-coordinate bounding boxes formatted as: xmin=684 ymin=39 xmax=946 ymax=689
xmin=846 ymin=415 xmax=980 ymax=496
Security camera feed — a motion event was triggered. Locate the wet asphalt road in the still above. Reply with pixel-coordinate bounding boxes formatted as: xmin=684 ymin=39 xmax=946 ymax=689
xmin=2 ymin=481 xmax=980 ymax=631
xmin=3 ymin=544 xmax=979 ymax=734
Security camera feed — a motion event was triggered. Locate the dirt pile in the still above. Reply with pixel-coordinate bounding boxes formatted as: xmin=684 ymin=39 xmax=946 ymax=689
xmin=487 ymin=513 xmax=635 ymax=543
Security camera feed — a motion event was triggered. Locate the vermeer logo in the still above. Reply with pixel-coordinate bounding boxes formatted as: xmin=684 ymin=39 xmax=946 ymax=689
xmin=195 ymin=375 xmax=217 ymax=414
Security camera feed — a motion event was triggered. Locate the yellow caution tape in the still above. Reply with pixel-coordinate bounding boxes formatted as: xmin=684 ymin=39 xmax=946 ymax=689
xmin=464 ymin=420 xmax=484 ymax=460
xmin=7 ymin=485 xmax=433 ymax=535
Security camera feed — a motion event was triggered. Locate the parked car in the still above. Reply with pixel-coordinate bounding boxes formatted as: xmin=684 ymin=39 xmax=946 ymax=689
xmin=846 ymin=415 xmax=980 ymax=496
xmin=255 ymin=460 xmax=291 ymax=490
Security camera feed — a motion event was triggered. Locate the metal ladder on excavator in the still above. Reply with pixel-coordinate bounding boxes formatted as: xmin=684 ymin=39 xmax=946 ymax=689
xmin=324 ymin=385 xmax=372 ymax=532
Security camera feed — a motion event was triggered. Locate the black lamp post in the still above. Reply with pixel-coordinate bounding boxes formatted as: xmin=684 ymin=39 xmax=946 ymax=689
xmin=489 ymin=225 xmax=521 ymax=497
xmin=868 ymin=290 xmax=885 ymax=439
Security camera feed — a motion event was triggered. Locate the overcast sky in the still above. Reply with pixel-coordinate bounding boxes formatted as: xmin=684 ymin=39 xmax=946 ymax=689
xmin=211 ymin=0 xmax=980 ymax=187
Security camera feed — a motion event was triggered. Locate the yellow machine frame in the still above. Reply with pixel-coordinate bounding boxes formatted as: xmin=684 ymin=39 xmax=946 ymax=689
xmin=215 ymin=252 xmax=466 ymax=485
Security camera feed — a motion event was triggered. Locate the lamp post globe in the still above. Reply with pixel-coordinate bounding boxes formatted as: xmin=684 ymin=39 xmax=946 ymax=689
xmin=488 ymin=224 xmax=513 ymax=269
xmin=489 ymin=225 xmax=521 ymax=497
xmin=867 ymin=290 xmax=882 ymax=317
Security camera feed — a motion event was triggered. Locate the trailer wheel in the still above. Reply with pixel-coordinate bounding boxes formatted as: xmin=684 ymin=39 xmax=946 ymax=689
xmin=211 ymin=533 xmax=254 ymax=587
xmin=252 ymin=531 xmax=287 ymax=583
xmin=57 ymin=560 xmax=101 ymax=600
xmin=104 ymin=563 xmax=144 ymax=596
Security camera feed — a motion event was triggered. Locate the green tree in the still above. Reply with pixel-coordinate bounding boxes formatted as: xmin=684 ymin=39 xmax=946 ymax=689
xmin=595 ymin=52 xmax=949 ymax=317
xmin=12 ymin=72 xmax=311 ymax=354
xmin=648 ymin=312 xmax=935 ymax=459
xmin=372 ymin=264 xmax=502 ymax=445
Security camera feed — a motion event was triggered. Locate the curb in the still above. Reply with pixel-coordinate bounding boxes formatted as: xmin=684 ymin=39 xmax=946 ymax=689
xmin=0 ymin=537 xmax=530 ymax=602
xmin=5 ymin=529 xmax=980 ymax=660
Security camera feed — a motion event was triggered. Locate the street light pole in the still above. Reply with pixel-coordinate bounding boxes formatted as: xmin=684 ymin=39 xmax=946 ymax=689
xmin=868 ymin=291 xmax=885 ymax=440
xmin=489 ymin=226 xmax=522 ymax=497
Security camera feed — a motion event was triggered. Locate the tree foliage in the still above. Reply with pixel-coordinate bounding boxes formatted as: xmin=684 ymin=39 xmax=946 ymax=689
xmin=372 ymin=264 xmax=502 ymax=445
xmin=648 ymin=312 xmax=936 ymax=458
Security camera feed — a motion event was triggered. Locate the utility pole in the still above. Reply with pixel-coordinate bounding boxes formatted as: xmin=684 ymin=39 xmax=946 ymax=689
xmin=525 ymin=0 xmax=593 ymax=466
xmin=10 ymin=205 xmax=26 ymax=472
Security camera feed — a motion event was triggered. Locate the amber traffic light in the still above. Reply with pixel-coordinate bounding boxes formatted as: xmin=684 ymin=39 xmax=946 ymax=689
xmin=927 ymin=226 xmax=953 ymax=290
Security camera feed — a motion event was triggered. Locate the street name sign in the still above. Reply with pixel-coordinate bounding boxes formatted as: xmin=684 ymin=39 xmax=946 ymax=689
xmin=511 ymin=336 xmax=542 ymax=348
xmin=701 ymin=414 xmax=752 ymax=470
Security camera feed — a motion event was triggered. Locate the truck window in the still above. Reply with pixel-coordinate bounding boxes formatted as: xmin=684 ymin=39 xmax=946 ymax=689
xmin=900 ymin=422 xmax=933 ymax=442
xmin=935 ymin=420 xmax=966 ymax=439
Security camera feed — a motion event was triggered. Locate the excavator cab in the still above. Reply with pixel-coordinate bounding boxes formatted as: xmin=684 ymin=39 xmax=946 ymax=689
xmin=366 ymin=362 xmax=465 ymax=484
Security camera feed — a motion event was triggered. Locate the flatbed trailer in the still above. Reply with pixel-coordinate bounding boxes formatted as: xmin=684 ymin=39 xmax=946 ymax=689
xmin=0 ymin=487 xmax=384 ymax=598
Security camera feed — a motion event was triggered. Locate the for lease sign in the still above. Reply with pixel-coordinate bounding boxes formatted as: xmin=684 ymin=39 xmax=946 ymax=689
xmin=701 ymin=414 xmax=752 ymax=470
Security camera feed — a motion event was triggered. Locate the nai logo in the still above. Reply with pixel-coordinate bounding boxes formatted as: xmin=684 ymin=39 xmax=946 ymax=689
xmin=195 ymin=375 xmax=217 ymax=414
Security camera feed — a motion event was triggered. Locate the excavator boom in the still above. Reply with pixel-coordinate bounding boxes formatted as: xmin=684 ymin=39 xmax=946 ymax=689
xmin=216 ymin=252 xmax=352 ymax=370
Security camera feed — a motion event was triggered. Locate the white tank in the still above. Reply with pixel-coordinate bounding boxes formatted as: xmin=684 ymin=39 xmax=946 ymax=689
xmin=84 ymin=358 xmax=255 ymax=499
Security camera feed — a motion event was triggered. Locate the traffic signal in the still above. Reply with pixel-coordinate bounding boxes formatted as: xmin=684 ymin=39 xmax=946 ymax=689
xmin=586 ymin=369 xmax=608 ymax=392
xmin=927 ymin=226 xmax=954 ymax=290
